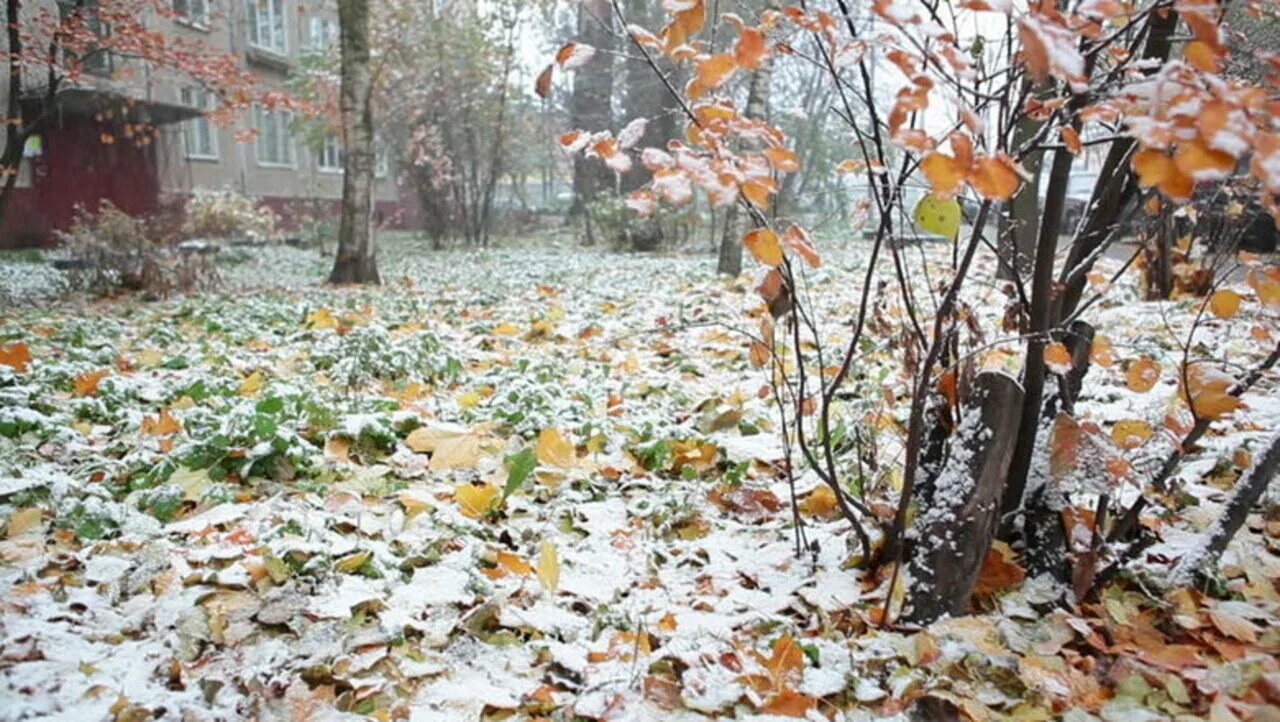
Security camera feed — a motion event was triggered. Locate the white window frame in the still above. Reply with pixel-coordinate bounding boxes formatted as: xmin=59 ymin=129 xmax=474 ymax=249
xmin=306 ymin=16 xmax=338 ymax=50
xmin=317 ymin=132 xmax=343 ymax=173
xmin=245 ymin=0 xmax=287 ymax=55
xmin=172 ymin=0 xmax=210 ymax=27
xmin=180 ymin=87 xmax=219 ymax=160
xmin=253 ymin=107 xmax=295 ymax=168
xmin=375 ymin=143 xmax=390 ymax=179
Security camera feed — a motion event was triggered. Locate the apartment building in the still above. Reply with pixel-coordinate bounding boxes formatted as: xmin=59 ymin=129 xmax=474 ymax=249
xmin=0 ymin=0 xmax=408 ymax=247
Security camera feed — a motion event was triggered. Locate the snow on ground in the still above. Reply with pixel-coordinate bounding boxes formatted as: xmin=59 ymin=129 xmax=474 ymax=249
xmin=0 ymin=237 xmax=1277 ymax=721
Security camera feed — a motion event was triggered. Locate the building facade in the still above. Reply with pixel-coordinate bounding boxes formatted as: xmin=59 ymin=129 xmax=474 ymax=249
xmin=1 ymin=0 xmax=408 ymax=247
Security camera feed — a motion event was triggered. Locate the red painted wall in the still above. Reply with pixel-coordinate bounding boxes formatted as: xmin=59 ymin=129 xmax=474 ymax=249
xmin=2 ymin=116 xmax=161 ymax=248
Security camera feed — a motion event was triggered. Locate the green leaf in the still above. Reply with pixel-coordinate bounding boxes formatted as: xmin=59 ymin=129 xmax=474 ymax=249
xmin=913 ymin=196 xmax=962 ymax=239
xmin=502 ymin=448 xmax=536 ymax=499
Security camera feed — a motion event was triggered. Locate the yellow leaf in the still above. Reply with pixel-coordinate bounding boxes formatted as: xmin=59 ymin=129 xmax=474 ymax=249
xmin=492 ymin=322 xmax=520 ymax=336
xmin=455 ymin=482 xmax=500 ymax=519
xmin=799 ymin=485 xmax=839 ymax=518
xmin=496 ymin=550 xmax=534 ymax=576
xmin=1110 ymin=419 xmax=1154 ymax=450
xmin=1208 ymin=289 xmax=1241 ymax=319
xmin=538 ymin=539 xmax=560 ymax=593
xmin=1125 ymin=357 xmax=1160 ymax=393
xmin=6 ymin=507 xmax=43 ymax=538
xmin=913 ymin=196 xmax=962 ymax=239
xmin=536 ymin=428 xmax=576 ymax=468
xmin=406 ymin=424 xmax=485 ymax=470
xmin=239 ymin=371 xmax=265 ymax=397
xmin=743 ymin=228 xmax=784 ymax=267
xmin=334 ymin=550 xmax=372 ymax=574
xmin=457 ymin=390 xmax=483 ymax=410
xmin=306 ymin=307 xmax=339 ymax=330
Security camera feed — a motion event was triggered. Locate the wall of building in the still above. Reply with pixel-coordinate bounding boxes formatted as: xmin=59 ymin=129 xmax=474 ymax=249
xmin=0 ymin=0 xmax=411 ymax=247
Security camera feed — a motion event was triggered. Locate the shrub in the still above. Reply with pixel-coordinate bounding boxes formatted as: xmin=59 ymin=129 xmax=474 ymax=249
xmin=54 ymin=201 xmax=218 ymax=298
xmin=184 ymin=187 xmax=280 ymax=244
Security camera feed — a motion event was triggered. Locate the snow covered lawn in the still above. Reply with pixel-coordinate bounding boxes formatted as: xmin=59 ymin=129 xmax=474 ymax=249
xmin=0 ymin=239 xmax=1277 ymax=721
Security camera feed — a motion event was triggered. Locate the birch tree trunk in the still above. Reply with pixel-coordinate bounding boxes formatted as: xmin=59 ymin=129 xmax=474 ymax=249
xmin=329 ymin=0 xmax=380 ymax=285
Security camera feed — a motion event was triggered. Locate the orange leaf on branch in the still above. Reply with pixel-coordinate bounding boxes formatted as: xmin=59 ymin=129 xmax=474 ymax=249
xmin=743 ymin=228 xmax=784 ymax=266
xmin=782 ymin=225 xmax=821 ymax=268
xmin=921 ymin=152 xmax=967 ymax=198
xmin=735 ymin=26 xmax=768 ymax=69
xmin=693 ymin=53 xmax=737 ymax=94
xmin=763 ymin=147 xmax=799 ymax=173
xmin=969 ymin=154 xmax=1022 ymax=201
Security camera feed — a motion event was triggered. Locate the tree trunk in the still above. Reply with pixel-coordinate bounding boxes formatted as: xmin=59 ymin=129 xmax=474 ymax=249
xmin=0 ymin=0 xmax=26 ymax=228
xmin=329 ymin=0 xmax=379 ymax=285
xmin=568 ymin=0 xmax=613 ymax=221
xmin=997 ymin=82 xmax=1044 ymax=282
xmin=1169 ymin=432 xmax=1280 ymax=585
xmin=619 ymin=0 xmax=678 ymax=194
xmin=906 ymin=372 xmax=1024 ymax=624
xmin=717 ymin=60 xmax=772 ymax=276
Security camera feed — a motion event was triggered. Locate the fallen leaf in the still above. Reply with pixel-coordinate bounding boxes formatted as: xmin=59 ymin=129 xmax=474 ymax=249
xmin=535 ymin=428 xmax=576 ymax=468
xmin=538 ymin=539 xmax=560 ymax=593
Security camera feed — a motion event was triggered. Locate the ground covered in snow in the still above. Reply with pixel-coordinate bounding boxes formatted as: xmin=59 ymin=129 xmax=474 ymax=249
xmin=0 ymin=236 xmax=1278 ymax=721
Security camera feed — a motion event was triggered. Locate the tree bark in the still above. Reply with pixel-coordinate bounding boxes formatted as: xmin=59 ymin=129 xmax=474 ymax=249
xmin=0 ymin=0 xmax=26 ymax=228
xmin=997 ymin=80 xmax=1045 ymax=282
xmin=329 ymin=0 xmax=379 ymax=285
xmin=1169 ymin=432 xmax=1280 ymax=585
xmin=906 ymin=372 xmax=1024 ymax=624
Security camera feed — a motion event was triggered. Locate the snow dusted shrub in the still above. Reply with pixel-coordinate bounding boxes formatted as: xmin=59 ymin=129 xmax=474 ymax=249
xmin=310 ymin=326 xmax=460 ymax=390
xmin=55 ymin=201 xmax=218 ymax=298
xmin=184 ymin=187 xmax=280 ymax=245
xmin=465 ymin=358 xmax=591 ymax=438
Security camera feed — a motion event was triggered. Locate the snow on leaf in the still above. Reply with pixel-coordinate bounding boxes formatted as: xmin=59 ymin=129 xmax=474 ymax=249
xmin=554 ymin=42 xmax=596 ymax=71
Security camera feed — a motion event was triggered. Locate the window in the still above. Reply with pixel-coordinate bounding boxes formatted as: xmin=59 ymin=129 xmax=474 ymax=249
xmin=181 ymin=87 xmax=219 ymax=159
xmin=375 ymin=144 xmax=390 ymax=178
xmin=245 ymin=0 xmax=286 ymax=54
xmin=306 ymin=16 xmax=338 ymax=50
xmin=254 ymin=108 xmax=295 ymax=166
xmin=172 ymin=0 xmax=209 ymax=26
xmin=58 ymin=0 xmax=111 ymax=73
xmin=317 ymin=133 xmax=343 ymax=172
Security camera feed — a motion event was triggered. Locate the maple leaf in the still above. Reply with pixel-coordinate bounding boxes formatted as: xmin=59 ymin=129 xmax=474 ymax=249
xmin=73 ymin=369 xmax=111 ymax=397
xmin=0 ymin=342 xmax=32 ymax=373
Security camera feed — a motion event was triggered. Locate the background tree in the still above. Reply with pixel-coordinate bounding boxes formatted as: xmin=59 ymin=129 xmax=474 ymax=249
xmin=328 ymin=0 xmax=379 ymax=284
